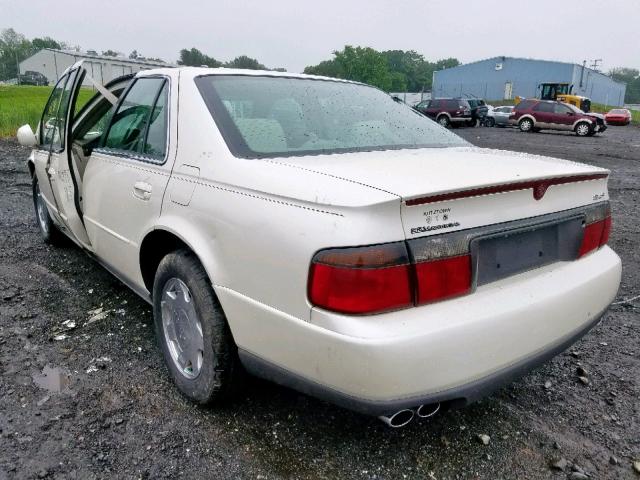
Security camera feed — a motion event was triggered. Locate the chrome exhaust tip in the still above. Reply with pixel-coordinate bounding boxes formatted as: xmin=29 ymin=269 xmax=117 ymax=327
xmin=378 ymin=409 xmax=415 ymax=428
xmin=416 ymin=402 xmax=441 ymax=418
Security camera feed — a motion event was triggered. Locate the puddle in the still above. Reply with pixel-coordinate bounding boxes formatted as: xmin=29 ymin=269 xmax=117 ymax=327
xmin=32 ymin=365 xmax=71 ymax=393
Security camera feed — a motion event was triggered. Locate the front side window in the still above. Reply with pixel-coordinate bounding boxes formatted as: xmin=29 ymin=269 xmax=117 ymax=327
xmin=40 ymin=70 xmax=78 ymax=149
xmin=196 ymin=75 xmax=468 ymax=159
xmin=102 ymin=77 xmax=167 ymax=158
xmin=554 ymin=103 xmax=572 ymax=114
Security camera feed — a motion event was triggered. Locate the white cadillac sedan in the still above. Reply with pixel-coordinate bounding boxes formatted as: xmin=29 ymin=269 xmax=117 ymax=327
xmin=18 ymin=63 xmax=621 ymax=427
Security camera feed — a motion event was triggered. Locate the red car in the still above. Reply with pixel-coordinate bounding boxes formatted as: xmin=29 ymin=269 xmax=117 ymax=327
xmin=510 ymin=99 xmax=607 ymax=137
xmin=604 ymin=108 xmax=632 ymax=126
xmin=414 ymin=98 xmax=473 ymax=127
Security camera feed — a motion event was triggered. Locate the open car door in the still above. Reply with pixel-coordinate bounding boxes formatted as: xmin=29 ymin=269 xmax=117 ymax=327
xmin=46 ymin=61 xmax=128 ymax=250
xmin=45 ymin=61 xmax=93 ymax=249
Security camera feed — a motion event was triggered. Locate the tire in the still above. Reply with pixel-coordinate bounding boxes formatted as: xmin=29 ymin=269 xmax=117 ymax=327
xmin=519 ymin=118 xmax=534 ymax=132
xmin=153 ymin=249 xmax=241 ymax=404
xmin=32 ymin=176 xmax=65 ymax=245
xmin=575 ymin=122 xmax=591 ymax=137
xmin=437 ymin=115 xmax=450 ymax=128
xmin=484 ymin=117 xmax=495 ymax=127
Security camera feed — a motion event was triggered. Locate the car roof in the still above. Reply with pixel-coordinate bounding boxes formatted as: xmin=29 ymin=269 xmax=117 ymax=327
xmin=136 ymin=66 xmax=367 ymax=86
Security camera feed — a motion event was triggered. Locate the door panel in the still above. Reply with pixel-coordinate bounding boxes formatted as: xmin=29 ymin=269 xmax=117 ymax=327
xmin=47 ymin=65 xmax=93 ymax=248
xmin=552 ymin=103 xmax=576 ymax=130
xmin=33 ymin=74 xmax=69 ymax=224
xmin=82 ymin=77 xmax=174 ymax=290
xmin=83 ymin=154 xmax=171 ymax=286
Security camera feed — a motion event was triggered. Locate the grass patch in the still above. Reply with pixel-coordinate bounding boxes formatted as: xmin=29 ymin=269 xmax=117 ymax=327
xmin=0 ymin=85 xmax=95 ymax=138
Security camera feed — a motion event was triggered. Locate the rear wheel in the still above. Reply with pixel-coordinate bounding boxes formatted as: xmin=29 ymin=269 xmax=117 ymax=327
xmin=519 ymin=118 xmax=534 ymax=132
xmin=437 ymin=115 xmax=450 ymax=128
xmin=32 ymin=177 xmax=64 ymax=245
xmin=153 ymin=249 xmax=241 ymax=404
xmin=575 ymin=122 xmax=591 ymax=137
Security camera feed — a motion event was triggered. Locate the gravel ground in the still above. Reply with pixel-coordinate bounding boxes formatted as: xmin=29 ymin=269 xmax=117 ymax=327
xmin=1 ymin=125 xmax=639 ymax=480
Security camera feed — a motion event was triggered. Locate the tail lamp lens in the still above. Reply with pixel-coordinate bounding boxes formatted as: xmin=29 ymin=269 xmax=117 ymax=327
xmin=308 ymin=243 xmax=413 ymax=314
xmin=578 ymin=216 xmax=611 ymax=257
xmin=579 ymin=203 xmax=611 ymax=257
xmin=308 ymin=241 xmax=473 ymax=314
xmin=415 ymin=255 xmax=472 ymax=304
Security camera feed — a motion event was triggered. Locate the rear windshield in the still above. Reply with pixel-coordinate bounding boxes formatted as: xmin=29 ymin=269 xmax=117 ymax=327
xmin=195 ymin=75 xmax=468 ymax=159
xmin=610 ymin=109 xmax=627 ymax=114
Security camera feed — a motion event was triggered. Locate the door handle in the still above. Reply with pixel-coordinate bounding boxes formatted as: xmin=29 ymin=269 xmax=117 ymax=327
xmin=133 ymin=181 xmax=152 ymax=200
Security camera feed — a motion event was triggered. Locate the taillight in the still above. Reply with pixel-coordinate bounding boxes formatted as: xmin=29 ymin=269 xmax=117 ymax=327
xmin=308 ymin=243 xmax=413 ymax=314
xmin=309 ymin=235 xmax=474 ymax=314
xmin=414 ymin=255 xmax=471 ymax=304
xmin=578 ymin=202 xmax=611 ymax=257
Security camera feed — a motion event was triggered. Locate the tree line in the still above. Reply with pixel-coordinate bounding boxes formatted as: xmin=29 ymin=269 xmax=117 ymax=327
xmin=2 ymin=27 xmax=639 ymax=103
xmin=304 ymin=46 xmax=459 ymax=92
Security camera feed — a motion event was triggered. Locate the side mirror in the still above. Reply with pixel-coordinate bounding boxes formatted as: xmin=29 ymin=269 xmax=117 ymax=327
xmin=17 ymin=124 xmax=37 ymax=147
xmin=566 ymin=111 xmax=573 ymax=116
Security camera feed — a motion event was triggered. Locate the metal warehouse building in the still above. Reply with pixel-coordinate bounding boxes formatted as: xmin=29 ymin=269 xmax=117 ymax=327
xmin=433 ymin=56 xmax=626 ymax=106
xmin=19 ymin=48 xmax=171 ymax=86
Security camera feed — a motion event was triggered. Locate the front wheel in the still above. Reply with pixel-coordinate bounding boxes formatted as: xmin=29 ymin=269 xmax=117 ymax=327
xmin=575 ymin=122 xmax=591 ymax=137
xmin=437 ymin=115 xmax=450 ymax=128
xmin=32 ymin=176 xmax=64 ymax=245
xmin=484 ymin=117 xmax=495 ymax=127
xmin=153 ymin=249 xmax=242 ymax=404
xmin=519 ymin=118 xmax=534 ymax=132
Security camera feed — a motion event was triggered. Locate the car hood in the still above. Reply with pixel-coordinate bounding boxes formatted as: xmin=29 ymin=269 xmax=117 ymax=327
xmin=275 ymin=146 xmax=607 ymax=202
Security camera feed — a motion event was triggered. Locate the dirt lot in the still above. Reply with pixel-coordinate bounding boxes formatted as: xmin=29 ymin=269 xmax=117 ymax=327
xmin=1 ymin=125 xmax=639 ymax=480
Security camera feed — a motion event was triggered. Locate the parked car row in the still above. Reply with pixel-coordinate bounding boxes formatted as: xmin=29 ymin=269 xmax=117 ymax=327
xmin=415 ymin=96 xmax=628 ymax=137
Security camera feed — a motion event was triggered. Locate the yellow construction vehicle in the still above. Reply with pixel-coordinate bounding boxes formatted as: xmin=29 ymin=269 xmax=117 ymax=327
xmin=539 ymin=82 xmax=591 ymax=112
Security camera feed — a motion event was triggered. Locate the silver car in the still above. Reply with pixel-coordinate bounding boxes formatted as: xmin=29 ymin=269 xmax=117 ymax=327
xmin=487 ymin=106 xmax=514 ymax=127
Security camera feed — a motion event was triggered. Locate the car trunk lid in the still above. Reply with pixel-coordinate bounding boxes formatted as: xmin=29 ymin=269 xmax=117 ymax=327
xmin=275 ymin=146 xmax=609 ymax=239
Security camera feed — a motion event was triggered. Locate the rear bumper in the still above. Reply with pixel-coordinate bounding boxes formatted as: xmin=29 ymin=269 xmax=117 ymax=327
xmin=219 ymin=247 xmax=621 ymax=416
xmin=239 ymin=306 xmax=608 ymax=415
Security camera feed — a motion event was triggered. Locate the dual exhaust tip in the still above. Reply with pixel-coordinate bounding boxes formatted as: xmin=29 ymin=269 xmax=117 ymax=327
xmin=378 ymin=402 xmax=441 ymax=428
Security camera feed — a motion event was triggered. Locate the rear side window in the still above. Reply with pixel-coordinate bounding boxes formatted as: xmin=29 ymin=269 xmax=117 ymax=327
xmin=102 ymin=77 xmax=168 ymax=160
xmin=533 ymin=102 xmax=554 ymax=113
xmin=515 ymin=100 xmax=535 ymax=110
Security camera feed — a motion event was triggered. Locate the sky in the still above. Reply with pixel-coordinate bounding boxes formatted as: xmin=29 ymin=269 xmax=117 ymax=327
xmin=2 ymin=0 xmax=639 ymax=73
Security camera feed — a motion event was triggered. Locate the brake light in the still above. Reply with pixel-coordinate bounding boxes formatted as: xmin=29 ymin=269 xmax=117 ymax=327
xmin=578 ymin=203 xmax=611 ymax=257
xmin=308 ymin=243 xmax=413 ymax=314
xmin=309 ymin=235 xmax=474 ymax=314
xmin=415 ymin=255 xmax=471 ymax=304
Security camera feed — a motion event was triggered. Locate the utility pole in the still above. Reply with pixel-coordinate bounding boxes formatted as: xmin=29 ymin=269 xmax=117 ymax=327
xmin=590 ymin=59 xmax=602 ymax=72
xmin=15 ymin=50 xmax=20 ymax=85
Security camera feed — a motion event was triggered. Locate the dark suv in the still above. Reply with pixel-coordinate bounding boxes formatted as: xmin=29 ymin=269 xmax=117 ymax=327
xmin=510 ymin=99 xmax=606 ymax=137
xmin=414 ymin=98 xmax=472 ymax=127
xmin=19 ymin=71 xmax=49 ymax=86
